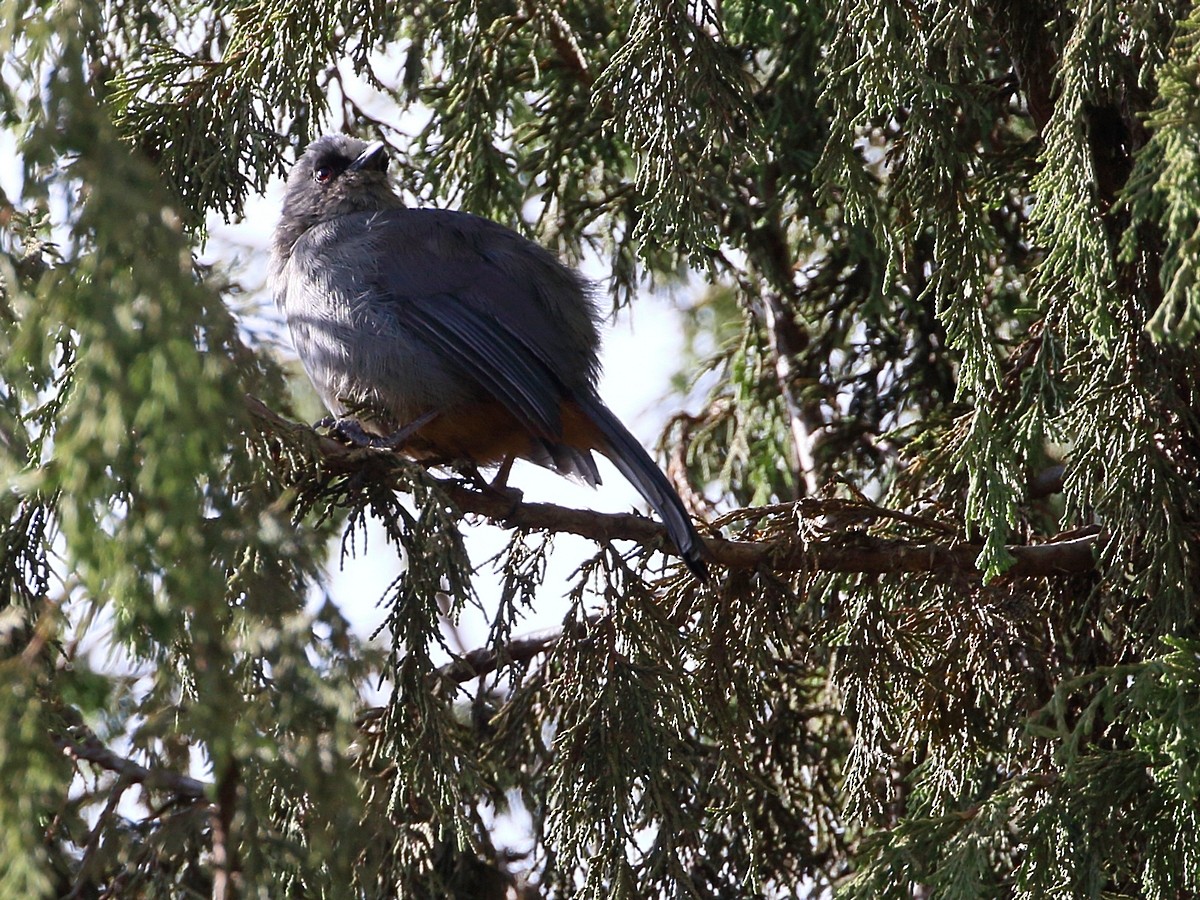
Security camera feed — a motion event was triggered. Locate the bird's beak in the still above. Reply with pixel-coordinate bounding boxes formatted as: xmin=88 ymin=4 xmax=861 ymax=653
xmin=347 ymin=140 xmax=388 ymax=173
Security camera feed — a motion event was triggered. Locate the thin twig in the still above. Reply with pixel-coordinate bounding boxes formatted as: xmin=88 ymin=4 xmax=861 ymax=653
xmin=53 ymin=722 xmax=209 ymax=802
xmin=64 ymin=771 xmax=135 ymax=899
xmin=760 ymin=291 xmax=821 ymax=496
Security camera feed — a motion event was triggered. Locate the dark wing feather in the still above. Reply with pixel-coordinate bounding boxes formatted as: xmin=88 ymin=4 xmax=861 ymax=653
xmin=353 ymin=208 xmax=604 ymax=441
xmin=362 ymin=207 xmax=601 ymax=389
xmin=398 ymin=293 xmax=564 ymax=440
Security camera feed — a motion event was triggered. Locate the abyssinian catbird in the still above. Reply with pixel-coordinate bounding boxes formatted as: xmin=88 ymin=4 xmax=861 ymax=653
xmin=270 ymin=135 xmax=708 ymax=578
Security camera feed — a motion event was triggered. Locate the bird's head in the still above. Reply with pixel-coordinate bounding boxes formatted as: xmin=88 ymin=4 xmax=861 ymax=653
xmin=274 ymin=134 xmax=401 ymax=255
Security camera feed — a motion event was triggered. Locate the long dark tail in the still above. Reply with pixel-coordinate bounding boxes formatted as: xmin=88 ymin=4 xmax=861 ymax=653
xmin=576 ymin=394 xmax=708 ymax=581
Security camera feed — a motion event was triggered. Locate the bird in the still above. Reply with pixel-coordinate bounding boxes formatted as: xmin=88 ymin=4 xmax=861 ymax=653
xmin=270 ymin=134 xmax=708 ymax=580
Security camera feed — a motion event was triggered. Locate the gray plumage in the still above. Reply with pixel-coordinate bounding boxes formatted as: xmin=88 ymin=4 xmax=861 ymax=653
xmin=270 ymin=134 xmax=706 ymax=578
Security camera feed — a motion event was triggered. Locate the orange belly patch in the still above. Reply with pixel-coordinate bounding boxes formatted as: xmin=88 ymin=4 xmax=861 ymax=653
xmin=399 ymin=399 xmax=606 ymax=466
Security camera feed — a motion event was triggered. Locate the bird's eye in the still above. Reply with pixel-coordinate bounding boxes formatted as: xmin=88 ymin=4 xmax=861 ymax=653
xmin=313 ymin=165 xmax=334 ymax=184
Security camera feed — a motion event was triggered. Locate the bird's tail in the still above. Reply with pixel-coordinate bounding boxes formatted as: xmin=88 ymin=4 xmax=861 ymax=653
xmin=575 ymin=394 xmax=709 ymax=581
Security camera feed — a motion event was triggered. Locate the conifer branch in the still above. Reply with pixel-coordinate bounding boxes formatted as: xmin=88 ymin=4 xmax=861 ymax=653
xmin=53 ymin=723 xmax=209 ymax=803
xmin=354 ymin=617 xmax=604 ymax=729
xmin=246 ymin=396 xmax=1100 ymax=580
xmin=519 ymin=0 xmax=592 ymax=85
xmin=432 ymin=477 xmax=1099 ymax=578
xmin=436 ymin=619 xmax=598 ymax=684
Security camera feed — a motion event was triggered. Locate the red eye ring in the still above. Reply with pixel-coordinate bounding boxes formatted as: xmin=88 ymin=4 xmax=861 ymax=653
xmin=313 ymin=165 xmax=334 ymax=184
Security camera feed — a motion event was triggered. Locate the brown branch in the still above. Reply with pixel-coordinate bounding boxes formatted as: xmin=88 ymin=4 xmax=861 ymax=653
xmin=53 ymin=724 xmax=209 ymax=802
xmin=439 ymin=617 xmax=600 ymax=685
xmin=210 ymin=758 xmax=241 ymax=900
xmin=432 ymin=478 xmax=1098 ymax=578
xmin=984 ymin=0 xmax=1057 ymax=133
xmin=354 ymin=617 xmax=605 ymax=727
xmin=245 ymin=395 xmax=1100 ymax=579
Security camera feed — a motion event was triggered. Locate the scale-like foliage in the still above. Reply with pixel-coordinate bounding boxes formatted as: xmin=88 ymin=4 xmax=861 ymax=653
xmin=2 ymin=0 xmax=1200 ymax=896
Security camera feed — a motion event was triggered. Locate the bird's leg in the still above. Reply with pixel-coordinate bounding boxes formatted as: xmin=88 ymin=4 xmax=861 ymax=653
xmin=324 ymin=418 xmax=377 ymax=446
xmin=489 ymin=457 xmax=524 ymax=519
xmin=490 ymin=455 xmax=516 ymax=490
xmin=457 ymin=463 xmax=497 ymax=493
xmin=324 ymin=410 xmax=440 ymax=450
xmin=454 ymin=457 xmax=523 ymax=517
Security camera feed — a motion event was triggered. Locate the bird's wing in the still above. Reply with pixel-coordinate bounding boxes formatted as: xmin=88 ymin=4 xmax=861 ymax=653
xmin=347 ymin=208 xmax=601 ymax=440
xmin=397 ymin=292 xmax=565 ymax=439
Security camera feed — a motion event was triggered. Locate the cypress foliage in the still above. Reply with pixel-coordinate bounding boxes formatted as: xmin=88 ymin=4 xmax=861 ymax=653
xmin=1 ymin=0 xmax=1198 ymax=896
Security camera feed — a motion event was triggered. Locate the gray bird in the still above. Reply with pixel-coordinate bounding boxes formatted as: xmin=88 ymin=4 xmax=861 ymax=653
xmin=270 ymin=134 xmax=708 ymax=579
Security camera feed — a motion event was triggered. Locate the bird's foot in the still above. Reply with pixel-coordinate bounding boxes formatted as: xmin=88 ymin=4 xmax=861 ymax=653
xmin=322 ymin=410 xmax=440 ymax=450
xmin=489 ymin=455 xmax=516 ymax=491
xmin=322 ymin=417 xmax=378 ymax=447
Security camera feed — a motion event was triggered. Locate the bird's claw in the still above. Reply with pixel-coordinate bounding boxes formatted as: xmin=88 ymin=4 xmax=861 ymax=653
xmin=320 ymin=410 xmax=441 ymax=450
xmin=322 ymin=417 xmax=380 ymax=447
